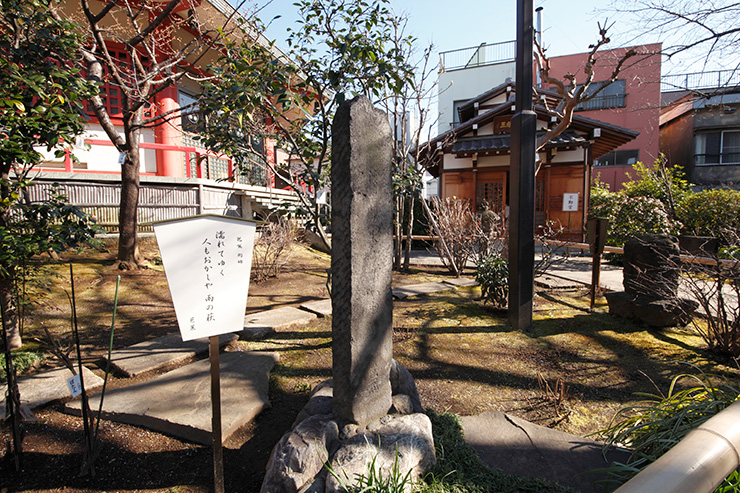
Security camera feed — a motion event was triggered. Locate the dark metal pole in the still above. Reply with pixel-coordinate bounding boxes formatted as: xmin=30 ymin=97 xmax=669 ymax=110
xmin=508 ymin=0 xmax=537 ymax=331
xmin=210 ymin=335 xmax=225 ymax=493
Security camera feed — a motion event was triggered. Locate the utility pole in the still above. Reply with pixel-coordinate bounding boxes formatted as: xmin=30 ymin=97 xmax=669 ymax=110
xmin=508 ymin=0 xmax=536 ymax=331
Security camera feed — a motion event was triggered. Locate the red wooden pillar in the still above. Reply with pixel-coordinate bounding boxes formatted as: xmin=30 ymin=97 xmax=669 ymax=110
xmin=154 ymin=83 xmax=183 ymax=177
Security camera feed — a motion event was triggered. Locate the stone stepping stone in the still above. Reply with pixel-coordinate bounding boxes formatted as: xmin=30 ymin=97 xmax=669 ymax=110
xmin=444 ymin=277 xmax=479 ymax=288
xmin=106 ymin=332 xmax=238 ymax=378
xmin=460 ymin=411 xmax=629 ymax=493
xmin=65 ymin=351 xmax=278 ymax=445
xmin=241 ymin=306 xmax=317 ymax=340
xmin=392 ymin=282 xmax=454 ymax=300
xmin=300 ymin=299 xmax=332 ymax=317
xmin=534 ymin=274 xmax=584 ymax=290
xmin=1 ymin=365 xmax=103 ymax=421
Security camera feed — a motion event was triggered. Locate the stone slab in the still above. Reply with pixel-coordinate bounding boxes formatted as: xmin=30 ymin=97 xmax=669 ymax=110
xmin=461 ymin=411 xmax=630 ymax=493
xmin=392 ymin=282 xmax=454 ymax=300
xmin=65 ymin=351 xmax=278 ymax=445
xmin=300 ymin=299 xmax=332 ymax=317
xmin=241 ymin=306 xmax=317 ymax=340
xmin=106 ymin=332 xmax=238 ymax=378
xmin=535 ymin=274 xmax=585 ymax=290
xmin=443 ymin=277 xmax=479 ymax=288
xmin=1 ymin=365 xmax=103 ymax=420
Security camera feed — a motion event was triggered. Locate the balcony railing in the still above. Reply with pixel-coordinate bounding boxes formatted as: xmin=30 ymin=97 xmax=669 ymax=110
xmin=440 ymin=41 xmax=516 ymax=72
xmin=575 ymin=93 xmax=626 ymax=111
xmin=695 ymin=152 xmax=740 ymax=166
xmin=661 ymin=69 xmax=740 ymax=92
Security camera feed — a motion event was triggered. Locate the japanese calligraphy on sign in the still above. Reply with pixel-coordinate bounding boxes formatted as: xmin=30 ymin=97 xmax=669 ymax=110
xmin=562 ymin=193 xmax=579 ymax=212
xmin=153 ymin=215 xmax=257 ymax=341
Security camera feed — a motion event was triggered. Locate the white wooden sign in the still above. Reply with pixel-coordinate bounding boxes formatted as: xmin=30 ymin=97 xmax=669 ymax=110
xmin=563 ymin=193 xmax=579 ymax=212
xmin=153 ymin=215 xmax=257 ymax=341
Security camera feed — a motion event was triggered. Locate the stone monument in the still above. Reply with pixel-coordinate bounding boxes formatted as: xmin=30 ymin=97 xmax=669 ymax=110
xmin=260 ymin=96 xmax=435 ymax=493
xmin=330 ymin=95 xmax=394 ymax=426
xmin=606 ymin=234 xmax=697 ymax=327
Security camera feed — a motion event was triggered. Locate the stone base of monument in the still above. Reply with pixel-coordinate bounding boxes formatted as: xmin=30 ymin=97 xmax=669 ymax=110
xmin=261 ymin=360 xmax=435 ymax=493
xmin=606 ymin=291 xmax=698 ymax=327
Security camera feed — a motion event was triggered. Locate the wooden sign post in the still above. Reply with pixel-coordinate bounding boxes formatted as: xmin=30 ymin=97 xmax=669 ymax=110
xmin=153 ymin=214 xmax=257 ymax=493
xmin=587 ymin=217 xmax=609 ymax=311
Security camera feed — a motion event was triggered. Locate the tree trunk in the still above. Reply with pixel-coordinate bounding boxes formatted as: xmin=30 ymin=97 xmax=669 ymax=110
xmin=0 ymin=278 xmax=21 ymax=350
xmin=403 ymin=195 xmax=415 ymax=271
xmin=394 ymin=195 xmax=404 ymax=270
xmin=0 ymin=170 xmax=21 ymax=349
xmin=117 ymin=145 xmax=143 ymax=270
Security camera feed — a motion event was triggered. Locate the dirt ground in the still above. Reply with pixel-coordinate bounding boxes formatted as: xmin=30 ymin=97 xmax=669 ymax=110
xmin=2 ymin=237 xmax=739 ymax=492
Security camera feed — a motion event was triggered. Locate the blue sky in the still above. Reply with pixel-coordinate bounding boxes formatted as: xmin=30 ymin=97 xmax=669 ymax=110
xmin=251 ymin=0 xmax=647 ymax=62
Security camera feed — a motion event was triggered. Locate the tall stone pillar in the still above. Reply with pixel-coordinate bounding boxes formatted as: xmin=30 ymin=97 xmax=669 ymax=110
xmin=331 ymin=95 xmax=394 ymax=426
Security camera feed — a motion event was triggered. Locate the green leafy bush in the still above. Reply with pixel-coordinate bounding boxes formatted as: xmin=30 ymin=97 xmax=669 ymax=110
xmin=622 ymin=159 xmax=692 ymax=216
xmin=0 ymin=351 xmax=45 ymax=381
xmin=678 ymin=189 xmax=740 ymax=247
xmin=476 ymin=255 xmax=509 ymax=308
xmin=589 ymin=190 xmax=682 ymax=248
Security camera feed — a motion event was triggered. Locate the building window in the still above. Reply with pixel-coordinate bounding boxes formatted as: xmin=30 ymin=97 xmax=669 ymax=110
xmin=695 ymin=130 xmax=740 ymax=166
xmin=476 ymin=181 xmax=504 ymax=215
xmin=452 ymin=100 xmax=467 ymax=127
xmin=575 ymin=80 xmax=626 ymax=111
xmin=594 ymin=149 xmax=639 ymax=167
xmin=85 ymin=46 xmax=151 ymax=118
xmin=178 ymin=91 xmax=201 ymax=133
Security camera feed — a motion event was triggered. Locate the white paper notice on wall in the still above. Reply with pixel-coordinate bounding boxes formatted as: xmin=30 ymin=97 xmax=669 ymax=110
xmin=562 ymin=193 xmax=579 ymax=212
xmin=153 ymin=214 xmax=257 ymax=341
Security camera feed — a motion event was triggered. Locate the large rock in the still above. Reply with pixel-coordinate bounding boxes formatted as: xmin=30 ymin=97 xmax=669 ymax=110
xmin=608 ymin=235 xmax=698 ymax=327
xmin=261 ymin=414 xmax=340 ymax=493
xmin=623 ymin=234 xmax=681 ymax=298
xmin=262 ymin=364 xmax=435 ymax=493
xmin=606 ymin=291 xmax=698 ymax=327
xmin=324 ymin=413 xmax=436 ymax=493
xmin=390 ymin=360 xmax=423 ymax=414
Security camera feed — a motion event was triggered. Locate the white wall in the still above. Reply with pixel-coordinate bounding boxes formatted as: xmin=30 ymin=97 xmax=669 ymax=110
xmin=72 ymin=124 xmax=157 ymax=173
xmin=437 ymin=61 xmax=516 ymax=134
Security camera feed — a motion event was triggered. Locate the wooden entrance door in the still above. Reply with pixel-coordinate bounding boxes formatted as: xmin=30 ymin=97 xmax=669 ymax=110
xmin=547 ymin=165 xmax=585 ymax=241
xmin=475 ymin=170 xmax=507 ymax=219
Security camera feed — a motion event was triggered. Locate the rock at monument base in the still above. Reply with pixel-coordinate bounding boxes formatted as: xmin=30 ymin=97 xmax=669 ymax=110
xmin=262 ymin=363 xmax=434 ymax=493
xmin=606 ymin=291 xmax=698 ymax=327
xmin=261 ymin=415 xmax=340 ymax=493
xmin=390 ymin=360 xmax=424 ymax=414
xmin=324 ymin=413 xmax=436 ymax=493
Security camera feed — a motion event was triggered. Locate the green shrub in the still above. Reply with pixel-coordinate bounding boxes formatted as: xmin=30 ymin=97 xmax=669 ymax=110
xmin=476 ymin=255 xmax=509 ymax=308
xmin=0 ymin=351 xmax=45 ymax=381
xmin=678 ymin=189 xmax=740 ymax=247
xmin=589 ymin=191 xmax=682 ymax=247
xmin=622 ymin=158 xmax=692 ymax=216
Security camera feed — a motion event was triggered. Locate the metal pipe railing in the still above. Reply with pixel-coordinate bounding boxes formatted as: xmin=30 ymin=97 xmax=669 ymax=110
xmin=615 ymin=400 xmax=740 ymax=493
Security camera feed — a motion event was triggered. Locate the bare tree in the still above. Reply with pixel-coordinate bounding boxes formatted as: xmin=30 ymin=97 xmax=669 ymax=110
xmin=610 ymin=0 xmax=740 ymax=73
xmin=534 ymin=22 xmax=641 ymax=155
xmin=376 ymin=13 xmax=439 ymax=271
xmin=69 ymin=0 xmax=247 ymax=269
